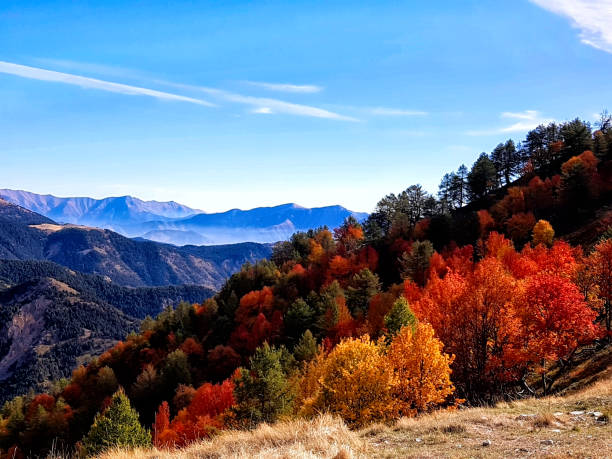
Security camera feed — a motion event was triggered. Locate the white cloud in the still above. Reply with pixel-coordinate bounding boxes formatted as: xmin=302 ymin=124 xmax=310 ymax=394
xmin=467 ymin=110 xmax=553 ymax=135
xmin=501 ymin=110 xmax=541 ymax=121
xmin=165 ymin=83 xmax=358 ymax=121
xmin=368 ymin=107 xmax=428 ymax=116
xmin=33 ymin=58 xmax=142 ymax=79
xmin=0 ymin=61 xmax=215 ymax=106
xmin=530 ymin=0 xmax=612 ymax=53
xmin=252 ymin=107 xmax=273 ymax=114
xmin=246 ymin=81 xmax=323 ymax=93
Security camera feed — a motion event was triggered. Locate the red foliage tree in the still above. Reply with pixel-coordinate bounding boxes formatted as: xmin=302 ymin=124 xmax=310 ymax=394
xmin=518 ymin=273 xmax=598 ymax=391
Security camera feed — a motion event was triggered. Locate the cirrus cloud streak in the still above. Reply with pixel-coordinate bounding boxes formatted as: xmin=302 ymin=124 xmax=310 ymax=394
xmin=0 ymin=61 xmax=216 ymax=106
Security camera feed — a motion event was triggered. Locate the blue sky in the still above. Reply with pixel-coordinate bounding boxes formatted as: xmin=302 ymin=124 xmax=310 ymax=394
xmin=1 ymin=0 xmax=611 ymax=212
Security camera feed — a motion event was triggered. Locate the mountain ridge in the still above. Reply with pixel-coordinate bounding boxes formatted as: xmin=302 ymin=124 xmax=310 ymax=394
xmin=0 ymin=189 xmax=368 ymax=246
xmin=0 ymin=198 xmax=272 ymax=289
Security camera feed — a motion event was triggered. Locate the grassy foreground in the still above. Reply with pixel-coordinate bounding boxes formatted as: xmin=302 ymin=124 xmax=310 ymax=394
xmin=95 ymin=371 xmax=611 ymax=459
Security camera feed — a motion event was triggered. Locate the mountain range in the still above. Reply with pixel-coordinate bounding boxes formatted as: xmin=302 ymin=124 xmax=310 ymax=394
xmin=0 ymin=198 xmax=272 ymax=289
xmin=0 ymin=189 xmax=367 ymax=246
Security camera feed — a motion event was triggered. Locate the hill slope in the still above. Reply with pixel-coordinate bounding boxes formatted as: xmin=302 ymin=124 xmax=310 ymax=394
xmin=0 ymin=259 xmax=215 ymax=318
xmin=0 ymin=277 xmax=136 ymax=402
xmin=0 ymin=259 xmax=218 ymax=402
xmin=0 ymin=198 xmax=272 ymax=289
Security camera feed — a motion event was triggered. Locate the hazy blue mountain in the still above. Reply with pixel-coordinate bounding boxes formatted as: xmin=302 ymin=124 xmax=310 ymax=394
xmin=139 ymin=203 xmax=368 ymax=245
xmin=0 ymin=198 xmax=272 ymax=289
xmin=0 ymin=189 xmax=201 ymax=232
xmin=0 ymin=190 xmax=368 ymax=246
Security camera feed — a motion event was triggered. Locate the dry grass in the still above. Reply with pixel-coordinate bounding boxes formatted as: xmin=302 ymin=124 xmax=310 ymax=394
xmin=97 ymin=415 xmax=368 ymax=459
xmin=361 ymin=373 xmax=612 ymax=458
xmin=97 ymin=373 xmax=612 ymax=459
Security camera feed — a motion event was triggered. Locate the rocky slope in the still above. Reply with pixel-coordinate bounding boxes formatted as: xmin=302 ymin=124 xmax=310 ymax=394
xmin=0 ymin=277 xmax=136 ymax=402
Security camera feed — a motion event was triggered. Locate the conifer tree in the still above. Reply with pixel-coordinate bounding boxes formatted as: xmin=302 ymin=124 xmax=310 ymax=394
xmin=293 ymin=330 xmax=318 ymax=362
xmin=81 ymin=390 xmax=151 ymax=456
xmin=399 ymin=240 xmax=434 ymax=286
xmin=384 ymin=297 xmax=417 ymax=336
xmin=232 ymin=343 xmax=294 ymax=425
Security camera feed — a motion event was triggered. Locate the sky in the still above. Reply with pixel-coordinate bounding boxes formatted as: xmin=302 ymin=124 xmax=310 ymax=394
xmin=1 ymin=0 xmax=611 ymax=213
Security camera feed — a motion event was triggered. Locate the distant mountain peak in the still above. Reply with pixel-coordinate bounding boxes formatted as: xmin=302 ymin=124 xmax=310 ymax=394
xmin=0 ymin=190 xmax=369 ymax=246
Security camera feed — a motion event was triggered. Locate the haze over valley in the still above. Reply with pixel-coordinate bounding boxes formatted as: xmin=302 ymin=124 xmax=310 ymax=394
xmin=0 ymin=189 xmax=367 ymax=246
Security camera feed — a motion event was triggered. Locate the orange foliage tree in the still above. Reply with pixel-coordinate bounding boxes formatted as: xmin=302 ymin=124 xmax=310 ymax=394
xmin=387 ymin=323 xmax=454 ymax=414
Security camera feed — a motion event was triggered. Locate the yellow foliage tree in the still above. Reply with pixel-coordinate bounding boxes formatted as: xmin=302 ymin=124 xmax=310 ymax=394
xmin=532 ymin=219 xmax=555 ymax=247
xmin=297 ymin=328 xmax=454 ymax=425
xmin=307 ymin=336 xmax=394 ymax=426
xmin=387 ymin=323 xmax=454 ymax=414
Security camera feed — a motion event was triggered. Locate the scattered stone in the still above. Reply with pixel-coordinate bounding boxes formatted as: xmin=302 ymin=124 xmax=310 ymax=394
xmin=554 ymin=412 xmax=564 ymax=416
xmin=517 ymin=414 xmax=537 ymax=420
xmin=415 ymin=438 xmax=422 ymax=443
xmin=541 ymin=439 xmax=554 ymax=446
xmin=551 ymin=429 xmax=561 ymax=433
xmin=482 ymin=439 xmax=492 ymax=447
xmin=518 ymin=448 xmax=530 ymax=453
xmin=457 ymin=444 xmax=462 ymax=448
xmin=587 ymin=411 xmax=603 ymax=417
xmin=570 ymin=410 xmax=585 ymax=415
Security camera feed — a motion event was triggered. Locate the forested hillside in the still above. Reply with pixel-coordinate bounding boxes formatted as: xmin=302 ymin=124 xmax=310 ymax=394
xmin=0 ymin=260 xmax=217 ymax=403
xmin=0 ymin=115 xmax=611 ymax=457
xmin=0 ymin=260 xmax=215 ymax=319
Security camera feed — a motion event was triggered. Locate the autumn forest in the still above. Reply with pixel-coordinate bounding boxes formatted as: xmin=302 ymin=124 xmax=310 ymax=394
xmin=1 ymin=114 xmax=612 ymax=457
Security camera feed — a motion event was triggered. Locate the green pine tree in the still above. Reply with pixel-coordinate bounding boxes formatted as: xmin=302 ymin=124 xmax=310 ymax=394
xmin=81 ymin=389 xmax=151 ymax=456
xmin=232 ymin=342 xmax=294 ymax=426
xmin=293 ymin=329 xmax=318 ymax=362
xmin=384 ymin=297 xmax=417 ymax=336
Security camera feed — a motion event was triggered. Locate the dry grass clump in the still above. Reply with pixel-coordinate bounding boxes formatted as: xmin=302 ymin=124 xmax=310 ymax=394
xmin=530 ymin=411 xmax=556 ymax=428
xmin=97 ymin=415 xmax=367 ymax=459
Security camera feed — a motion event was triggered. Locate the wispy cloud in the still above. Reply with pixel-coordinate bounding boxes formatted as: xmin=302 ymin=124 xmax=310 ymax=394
xmin=467 ymin=110 xmax=553 ymax=135
xmin=0 ymin=61 xmax=215 ymax=106
xmin=368 ymin=107 xmax=428 ymax=116
xmin=33 ymin=58 xmax=142 ymax=79
xmin=530 ymin=0 xmax=612 ymax=53
xmin=245 ymin=81 xmax=323 ymax=93
xmin=164 ymin=83 xmax=358 ymax=121
xmin=500 ymin=110 xmax=541 ymax=121
xmin=2 ymin=60 xmax=356 ymax=121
